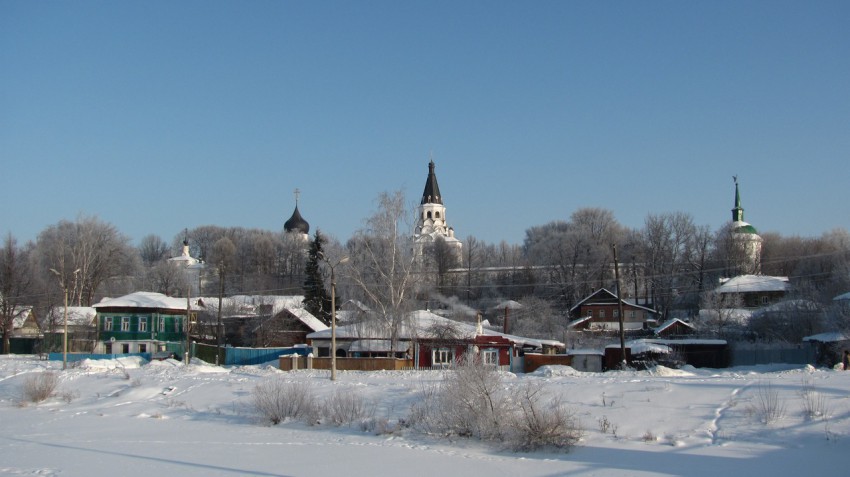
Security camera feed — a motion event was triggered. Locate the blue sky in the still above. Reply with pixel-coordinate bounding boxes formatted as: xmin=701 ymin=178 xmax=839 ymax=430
xmin=2 ymin=1 xmax=848 ymax=247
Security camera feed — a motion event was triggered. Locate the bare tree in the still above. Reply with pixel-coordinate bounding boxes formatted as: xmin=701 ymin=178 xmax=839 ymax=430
xmin=640 ymin=212 xmax=697 ymax=319
xmin=138 ymin=234 xmax=170 ymax=266
xmin=346 ymin=190 xmax=420 ymax=352
xmin=36 ymin=215 xmax=138 ymax=306
xmin=0 ymin=234 xmax=33 ymax=354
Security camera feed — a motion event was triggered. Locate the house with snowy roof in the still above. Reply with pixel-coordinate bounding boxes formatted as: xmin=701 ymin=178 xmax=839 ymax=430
xmin=715 ymin=275 xmax=790 ymax=309
xmin=92 ymin=292 xmax=200 ymax=355
xmin=306 ymin=309 xmax=563 ymax=370
xmin=42 ymin=306 xmax=98 ymax=352
xmin=568 ymin=288 xmax=659 ymax=331
xmin=9 ymin=306 xmax=40 ymax=338
xmin=195 ymin=295 xmax=328 ymax=348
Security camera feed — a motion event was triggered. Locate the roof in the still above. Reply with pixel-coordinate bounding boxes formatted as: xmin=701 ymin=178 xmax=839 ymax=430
xmin=716 ymin=275 xmax=789 ymax=294
xmin=46 ymin=306 xmax=97 ymax=326
xmin=284 ymin=307 xmax=329 ymax=332
xmin=833 ymin=292 xmax=850 ymax=301
xmin=420 ymin=160 xmax=443 ymax=205
xmin=94 ymin=292 xmax=202 ymax=311
xmin=284 ymin=205 xmax=309 ymax=234
xmin=732 ymin=220 xmax=760 ymax=236
xmin=803 ymin=332 xmax=850 ymax=343
xmin=569 ymin=288 xmax=658 ymax=314
xmin=308 ymin=309 xmax=563 ymax=350
xmin=11 ymin=306 xmax=36 ymax=329
xmin=654 ymin=318 xmax=696 ymax=335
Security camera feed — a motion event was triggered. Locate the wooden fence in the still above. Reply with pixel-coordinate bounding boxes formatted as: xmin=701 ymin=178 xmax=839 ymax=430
xmin=279 ymin=356 xmax=414 ymax=372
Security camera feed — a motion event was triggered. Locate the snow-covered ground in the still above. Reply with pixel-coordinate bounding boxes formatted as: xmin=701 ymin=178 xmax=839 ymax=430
xmin=2 ymin=355 xmax=849 ymax=476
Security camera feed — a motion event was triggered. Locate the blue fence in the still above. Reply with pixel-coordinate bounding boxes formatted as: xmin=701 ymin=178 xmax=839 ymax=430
xmin=48 ymin=345 xmax=310 ymax=366
xmin=222 ymin=346 xmax=309 ymax=365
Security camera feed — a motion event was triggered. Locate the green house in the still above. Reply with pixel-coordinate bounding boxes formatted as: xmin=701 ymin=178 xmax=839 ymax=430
xmin=93 ymin=292 xmax=200 ymax=355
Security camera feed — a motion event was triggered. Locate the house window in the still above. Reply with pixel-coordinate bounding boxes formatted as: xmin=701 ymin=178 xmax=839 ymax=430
xmin=482 ymin=349 xmax=498 ymax=367
xmin=587 ymin=309 xmax=593 ymax=317
xmin=104 ymin=318 xmax=113 ymax=331
xmin=159 ymin=318 xmax=166 ymax=332
xmin=629 ymin=310 xmax=636 ymax=319
xmin=138 ymin=343 xmax=147 ymax=353
xmin=139 ymin=318 xmax=147 ymax=332
xmin=599 ymin=310 xmax=606 ymax=318
xmin=613 ymin=309 xmax=619 ymax=318
xmin=175 ymin=317 xmax=181 ymax=333
xmin=432 ymin=349 xmax=454 ymax=368
xmin=121 ymin=343 xmax=129 ymax=354
xmin=121 ymin=317 xmax=130 ymax=331
xmin=761 ymin=296 xmax=769 ymax=305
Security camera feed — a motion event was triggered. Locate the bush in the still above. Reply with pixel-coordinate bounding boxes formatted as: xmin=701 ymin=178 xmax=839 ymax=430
xmin=504 ymin=382 xmax=583 ymax=452
xmin=21 ymin=372 xmax=59 ymax=403
xmin=749 ymin=380 xmax=786 ymax=425
xmin=411 ymin=353 xmax=508 ymax=440
xmin=323 ymin=388 xmax=375 ymax=427
xmin=410 ymin=354 xmax=582 ymax=452
xmin=252 ymin=378 xmax=318 ymax=425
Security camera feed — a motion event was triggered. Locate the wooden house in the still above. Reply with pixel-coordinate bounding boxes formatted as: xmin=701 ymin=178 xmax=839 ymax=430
xmin=568 ymin=288 xmax=659 ymax=331
xmin=92 ymin=292 xmax=200 ymax=355
xmin=306 ymin=309 xmax=563 ymax=370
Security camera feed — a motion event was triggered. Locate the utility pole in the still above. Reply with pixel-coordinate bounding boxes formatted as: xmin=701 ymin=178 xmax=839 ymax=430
xmin=612 ymin=244 xmax=627 ymax=369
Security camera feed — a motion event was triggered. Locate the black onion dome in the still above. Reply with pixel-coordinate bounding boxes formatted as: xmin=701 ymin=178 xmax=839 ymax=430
xmin=284 ymin=205 xmax=310 ymax=234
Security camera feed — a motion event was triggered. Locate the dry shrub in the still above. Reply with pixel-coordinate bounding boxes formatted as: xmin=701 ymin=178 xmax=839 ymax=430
xmin=323 ymin=388 xmax=375 ymax=427
xmin=21 ymin=372 xmax=59 ymax=403
xmin=505 ymin=381 xmax=583 ymax=452
xmin=252 ymin=378 xmax=318 ymax=425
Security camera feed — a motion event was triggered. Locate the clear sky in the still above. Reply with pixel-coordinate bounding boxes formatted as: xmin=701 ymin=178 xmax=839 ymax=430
xmin=2 ymin=1 xmax=848 ymax=248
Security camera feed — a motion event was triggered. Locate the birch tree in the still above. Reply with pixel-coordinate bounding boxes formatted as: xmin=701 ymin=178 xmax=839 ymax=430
xmin=345 ymin=190 xmax=420 ymax=351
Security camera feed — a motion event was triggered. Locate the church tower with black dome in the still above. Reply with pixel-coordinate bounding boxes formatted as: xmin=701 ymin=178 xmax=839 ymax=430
xmin=414 ymin=160 xmax=462 ymax=262
xmin=284 ymin=189 xmax=310 ymax=242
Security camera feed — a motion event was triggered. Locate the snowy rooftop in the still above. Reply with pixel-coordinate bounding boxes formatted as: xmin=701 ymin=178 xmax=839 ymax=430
xmin=94 ymin=292 xmax=202 ymax=311
xmin=716 ymin=275 xmax=789 ymax=293
xmin=308 ymin=309 xmax=563 ymax=349
xmin=46 ymin=306 xmax=97 ymax=326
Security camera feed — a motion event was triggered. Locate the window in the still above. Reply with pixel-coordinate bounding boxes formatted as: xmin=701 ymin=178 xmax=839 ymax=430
xmin=613 ymin=309 xmax=619 ymax=318
xmin=104 ymin=318 xmax=113 ymax=331
xmin=121 ymin=343 xmax=130 ymax=354
xmin=435 ymin=211 xmax=440 ymax=219
xmin=482 ymin=349 xmax=498 ymax=367
xmin=138 ymin=318 xmax=147 ymax=332
xmin=599 ymin=310 xmax=606 ymax=318
xmin=174 ymin=317 xmax=181 ymax=333
xmin=587 ymin=309 xmax=593 ymax=317
xmin=761 ymin=296 xmax=769 ymax=305
xmin=159 ymin=318 xmax=166 ymax=332
xmin=105 ymin=343 xmax=112 ymax=354
xmin=628 ymin=310 xmax=636 ymax=319
xmin=138 ymin=344 xmax=147 ymax=353
xmin=121 ymin=317 xmax=130 ymax=332
xmin=432 ymin=349 xmax=454 ymax=367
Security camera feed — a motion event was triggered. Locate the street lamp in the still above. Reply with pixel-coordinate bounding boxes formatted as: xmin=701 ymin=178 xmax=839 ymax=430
xmin=50 ymin=267 xmax=81 ymax=370
xmin=318 ymin=253 xmax=349 ymax=381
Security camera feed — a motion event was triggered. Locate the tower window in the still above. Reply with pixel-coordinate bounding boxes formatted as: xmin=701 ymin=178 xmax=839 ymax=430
xmin=435 ymin=212 xmax=440 ymax=219
xmin=427 ymin=211 xmax=432 ymax=219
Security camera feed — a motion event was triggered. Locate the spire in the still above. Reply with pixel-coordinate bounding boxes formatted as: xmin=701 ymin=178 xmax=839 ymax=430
xmin=731 ymin=175 xmax=744 ymax=223
xmin=421 ymin=160 xmax=443 ymax=205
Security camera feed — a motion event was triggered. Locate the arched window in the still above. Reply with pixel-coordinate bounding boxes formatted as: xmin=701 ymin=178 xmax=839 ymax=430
xmin=427 ymin=211 xmax=432 ymax=219
xmin=435 ymin=211 xmax=441 ymax=219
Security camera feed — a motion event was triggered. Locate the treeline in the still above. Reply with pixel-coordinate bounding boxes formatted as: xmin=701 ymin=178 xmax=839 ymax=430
xmin=2 ymin=201 xmax=850 ymax=352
